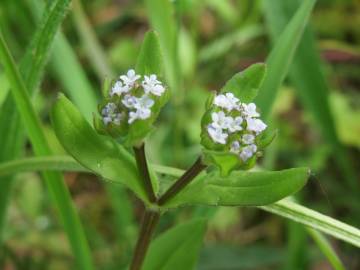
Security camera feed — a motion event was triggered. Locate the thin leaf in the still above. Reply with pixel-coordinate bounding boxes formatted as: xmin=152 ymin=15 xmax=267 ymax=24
xmin=0 ymin=30 xmax=94 ymax=270
xmin=255 ymin=0 xmax=316 ymax=119
xmin=260 ymin=200 xmax=360 ymax=248
xmin=163 ymin=168 xmax=310 ymax=208
xmin=262 ymin=0 xmax=358 ymax=190
xmin=142 ymin=219 xmax=207 ymax=270
xmin=307 ymin=228 xmax=346 ymax=270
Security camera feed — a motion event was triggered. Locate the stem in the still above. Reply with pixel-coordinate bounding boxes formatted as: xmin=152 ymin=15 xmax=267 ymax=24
xmin=133 ymin=143 xmax=157 ymax=203
xmin=158 ymin=157 xmax=207 ymax=205
xmin=129 ymin=209 xmax=160 ymax=270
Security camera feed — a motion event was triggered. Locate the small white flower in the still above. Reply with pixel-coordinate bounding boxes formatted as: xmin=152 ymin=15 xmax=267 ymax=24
xmin=127 ymin=95 xmax=155 ymax=124
xmin=122 ymin=94 xmax=138 ymax=109
xmin=111 ymin=81 xmax=130 ymax=96
xmin=142 ymin=75 xmax=165 ymax=96
xmin=211 ymin=111 xmax=232 ymax=130
xmin=246 ymin=118 xmax=267 ymax=134
xmin=242 ymin=103 xmax=259 ymax=118
xmin=213 ymin=93 xmax=239 ymax=111
xmin=242 ymin=134 xmax=255 ymax=145
xmin=239 ymin=144 xmax=257 ymax=162
xmin=101 ymin=103 xmax=122 ymax=125
xmin=230 ymin=141 xmax=240 ymax=153
xmin=228 ymin=116 xmax=243 ymax=133
xmin=208 ymin=125 xmax=228 ymax=144
xmin=120 ymin=69 xmax=141 ymax=87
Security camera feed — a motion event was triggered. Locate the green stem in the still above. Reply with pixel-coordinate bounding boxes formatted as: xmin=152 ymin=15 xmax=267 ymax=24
xmin=158 ymin=157 xmax=207 ymax=205
xmin=129 ymin=209 xmax=160 ymax=270
xmin=133 ymin=144 xmax=157 ymax=203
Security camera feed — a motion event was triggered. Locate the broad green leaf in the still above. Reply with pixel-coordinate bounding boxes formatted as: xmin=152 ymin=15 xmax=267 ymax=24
xmin=262 ymin=0 xmax=358 ymax=190
xmin=0 ymin=30 xmax=94 ymax=270
xmin=261 ymin=200 xmax=360 ymax=248
xmin=142 ymin=219 xmax=207 ymax=270
xmin=255 ymin=0 xmax=316 ymax=119
xmin=51 ymin=94 xmax=159 ymax=203
xmin=136 ymin=31 xmax=163 ymax=76
xmin=221 ymin=63 xmax=266 ymax=103
xmin=163 ymin=167 xmax=309 ymax=208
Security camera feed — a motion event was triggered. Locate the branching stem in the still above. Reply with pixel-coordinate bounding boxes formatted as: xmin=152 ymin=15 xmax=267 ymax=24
xmin=158 ymin=157 xmax=207 ymax=205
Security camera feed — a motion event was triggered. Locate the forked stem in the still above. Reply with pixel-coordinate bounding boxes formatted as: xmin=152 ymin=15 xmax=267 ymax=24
xmin=129 ymin=209 xmax=160 ymax=270
xmin=158 ymin=157 xmax=207 ymax=205
xmin=133 ymin=143 xmax=157 ymax=203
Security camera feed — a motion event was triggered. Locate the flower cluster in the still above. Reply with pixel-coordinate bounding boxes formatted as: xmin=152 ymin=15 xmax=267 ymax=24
xmin=207 ymin=92 xmax=267 ymax=162
xmin=101 ymin=69 xmax=166 ymax=126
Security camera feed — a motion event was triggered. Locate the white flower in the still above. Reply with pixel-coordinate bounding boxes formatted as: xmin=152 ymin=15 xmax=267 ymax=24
xmin=101 ymin=103 xmax=122 ymax=125
xmin=120 ymin=69 xmax=141 ymax=87
xmin=242 ymin=103 xmax=259 ymax=118
xmin=122 ymin=94 xmax=138 ymax=109
xmin=246 ymin=118 xmax=267 ymax=134
xmin=213 ymin=93 xmax=239 ymax=111
xmin=239 ymin=144 xmax=257 ymax=162
xmin=127 ymin=95 xmax=155 ymax=124
xmin=230 ymin=141 xmax=240 ymax=153
xmin=228 ymin=116 xmax=243 ymax=133
xmin=111 ymin=81 xmax=130 ymax=96
xmin=242 ymin=134 xmax=255 ymax=145
xmin=142 ymin=75 xmax=165 ymax=96
xmin=211 ymin=111 xmax=232 ymax=130
xmin=208 ymin=125 xmax=228 ymax=144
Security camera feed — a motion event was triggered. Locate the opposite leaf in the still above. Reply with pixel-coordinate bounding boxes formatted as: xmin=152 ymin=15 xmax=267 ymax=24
xmin=221 ymin=63 xmax=266 ymax=102
xmin=163 ymin=167 xmax=310 ymax=208
xmin=51 ymin=94 xmax=159 ymax=203
xmin=136 ymin=31 xmax=163 ymax=75
xmin=142 ymin=219 xmax=207 ymax=270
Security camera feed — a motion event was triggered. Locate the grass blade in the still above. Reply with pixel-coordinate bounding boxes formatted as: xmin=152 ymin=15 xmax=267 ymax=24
xmin=71 ymin=0 xmax=114 ymax=80
xmin=255 ymin=0 xmax=316 ymax=119
xmin=262 ymin=0 xmax=357 ymax=190
xmin=260 ymin=200 xmax=360 ymax=248
xmin=0 ymin=30 xmax=94 ymax=270
xmin=307 ymin=228 xmax=346 ymax=270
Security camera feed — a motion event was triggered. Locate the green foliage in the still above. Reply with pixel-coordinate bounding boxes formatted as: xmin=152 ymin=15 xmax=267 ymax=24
xmin=221 ymin=63 xmax=266 ymax=103
xmin=143 ymin=219 xmax=207 ymax=270
xmin=255 ymin=0 xmax=316 ymax=119
xmin=0 ymin=30 xmax=94 ymax=270
xmin=163 ymin=168 xmax=309 ymax=208
xmin=51 ymin=94 xmax=158 ymax=203
xmin=136 ymin=31 xmax=164 ymax=76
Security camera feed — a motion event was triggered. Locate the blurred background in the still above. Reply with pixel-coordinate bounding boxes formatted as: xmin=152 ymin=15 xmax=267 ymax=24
xmin=0 ymin=0 xmax=359 ymax=269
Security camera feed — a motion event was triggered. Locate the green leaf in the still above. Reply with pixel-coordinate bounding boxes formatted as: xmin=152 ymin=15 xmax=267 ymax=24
xmin=221 ymin=63 xmax=266 ymax=103
xmin=163 ymin=167 xmax=309 ymax=208
xmin=142 ymin=219 xmax=207 ymax=270
xmin=0 ymin=29 xmax=94 ymax=270
xmin=136 ymin=31 xmax=163 ymax=76
xmin=255 ymin=0 xmax=316 ymax=119
xmin=51 ymin=94 xmax=159 ymax=203
xmin=0 ymin=0 xmax=74 ymax=239
xmin=261 ymin=200 xmax=360 ymax=248
xmin=145 ymin=0 xmax=179 ymax=92
xmin=307 ymin=228 xmax=346 ymax=270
